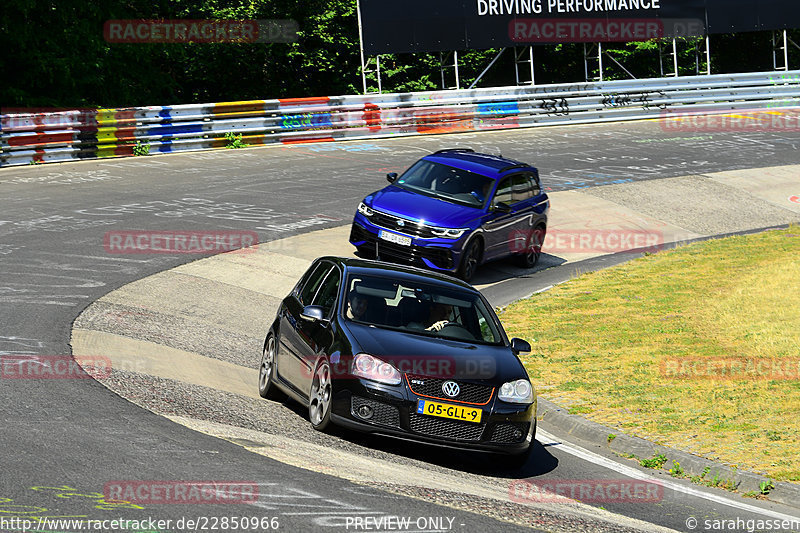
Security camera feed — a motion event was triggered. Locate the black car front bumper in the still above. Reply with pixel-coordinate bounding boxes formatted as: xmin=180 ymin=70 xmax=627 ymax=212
xmin=329 ymin=380 xmax=536 ymax=455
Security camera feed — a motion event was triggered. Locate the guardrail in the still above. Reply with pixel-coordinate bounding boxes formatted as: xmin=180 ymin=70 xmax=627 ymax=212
xmin=2 ymin=70 xmax=799 ymax=167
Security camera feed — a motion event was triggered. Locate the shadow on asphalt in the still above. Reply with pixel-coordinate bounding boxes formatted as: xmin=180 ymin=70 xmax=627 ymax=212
xmin=470 ymin=253 xmax=567 ymax=286
xmin=302 ymin=418 xmax=560 ymax=480
xmin=354 ymin=248 xmax=568 ymax=286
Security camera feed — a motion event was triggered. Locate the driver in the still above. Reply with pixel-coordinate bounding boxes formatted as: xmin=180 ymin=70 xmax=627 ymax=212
xmin=425 ymin=303 xmax=454 ymax=331
xmin=347 ymin=292 xmax=369 ymax=321
xmin=472 ymin=181 xmax=493 ymax=204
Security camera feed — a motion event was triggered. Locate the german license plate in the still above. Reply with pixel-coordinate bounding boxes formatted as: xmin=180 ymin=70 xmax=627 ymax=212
xmin=416 ymin=400 xmax=482 ymax=424
xmin=379 ymin=230 xmax=411 ymax=246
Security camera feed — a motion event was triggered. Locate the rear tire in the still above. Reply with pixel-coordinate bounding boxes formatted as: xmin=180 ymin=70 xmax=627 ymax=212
xmin=516 ymin=226 xmax=545 ymax=269
xmin=258 ymin=334 xmax=285 ymax=401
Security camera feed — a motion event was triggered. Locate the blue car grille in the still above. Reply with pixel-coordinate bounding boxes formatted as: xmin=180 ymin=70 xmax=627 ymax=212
xmin=370 ymin=210 xmax=437 ymax=239
xmin=350 ymin=225 xmax=454 ymax=270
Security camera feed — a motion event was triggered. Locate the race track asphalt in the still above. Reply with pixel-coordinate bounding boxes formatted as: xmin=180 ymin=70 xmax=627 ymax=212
xmin=2 ymin=118 xmax=800 ymax=532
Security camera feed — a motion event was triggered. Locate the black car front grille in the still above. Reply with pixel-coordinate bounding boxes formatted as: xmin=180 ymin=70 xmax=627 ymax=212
xmin=351 ymin=396 xmax=400 ymax=428
xmin=350 ymin=225 xmax=454 ymax=270
xmin=409 ymin=413 xmax=486 ymax=441
xmin=490 ymin=422 xmax=530 ymax=443
xmin=406 ymin=374 xmax=494 ymax=405
xmin=370 ymin=211 xmax=436 ymax=239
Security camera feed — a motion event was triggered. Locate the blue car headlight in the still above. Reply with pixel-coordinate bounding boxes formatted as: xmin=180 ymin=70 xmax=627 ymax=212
xmin=498 ymin=379 xmax=534 ymax=404
xmin=358 ymin=202 xmax=374 ymax=217
xmin=430 ymin=227 xmax=468 ymax=239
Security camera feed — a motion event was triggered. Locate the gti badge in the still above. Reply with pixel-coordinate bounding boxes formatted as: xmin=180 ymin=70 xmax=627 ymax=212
xmin=442 ymin=380 xmax=460 ymax=398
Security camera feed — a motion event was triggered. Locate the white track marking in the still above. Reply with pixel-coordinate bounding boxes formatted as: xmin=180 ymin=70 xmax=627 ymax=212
xmin=537 ymin=428 xmax=800 ymax=522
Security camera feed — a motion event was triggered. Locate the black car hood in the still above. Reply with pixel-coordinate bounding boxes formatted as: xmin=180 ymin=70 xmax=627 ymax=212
xmin=343 ymin=321 xmax=527 ymax=384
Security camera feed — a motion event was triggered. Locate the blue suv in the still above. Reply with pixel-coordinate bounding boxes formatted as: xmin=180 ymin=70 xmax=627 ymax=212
xmin=349 ymin=149 xmax=549 ymax=282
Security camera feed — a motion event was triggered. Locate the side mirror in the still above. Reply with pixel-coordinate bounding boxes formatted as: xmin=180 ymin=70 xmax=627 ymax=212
xmin=387 ymin=172 xmax=398 ymax=184
xmin=511 ymin=338 xmax=531 ymax=354
xmin=300 ymin=305 xmax=326 ymax=322
xmin=493 ymin=202 xmax=512 ymax=214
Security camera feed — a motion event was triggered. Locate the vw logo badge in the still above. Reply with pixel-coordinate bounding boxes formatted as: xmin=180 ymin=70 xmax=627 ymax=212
xmin=397 ymin=219 xmax=405 ymax=227
xmin=442 ymin=381 xmax=460 ymax=398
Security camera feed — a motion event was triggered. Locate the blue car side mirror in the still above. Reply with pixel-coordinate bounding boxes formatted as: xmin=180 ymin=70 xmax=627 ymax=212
xmin=387 ymin=172 xmax=398 ymax=183
xmin=493 ymin=202 xmax=512 ymax=214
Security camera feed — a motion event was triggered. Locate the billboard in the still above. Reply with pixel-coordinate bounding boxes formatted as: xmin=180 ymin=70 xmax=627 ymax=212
xmin=360 ymin=0 xmax=800 ymax=54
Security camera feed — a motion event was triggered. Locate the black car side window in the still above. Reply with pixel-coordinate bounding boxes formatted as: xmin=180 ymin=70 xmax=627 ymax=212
xmin=299 ymin=262 xmax=332 ymax=306
xmin=312 ymin=267 xmax=341 ymax=317
xmin=493 ymin=178 xmax=513 ymax=206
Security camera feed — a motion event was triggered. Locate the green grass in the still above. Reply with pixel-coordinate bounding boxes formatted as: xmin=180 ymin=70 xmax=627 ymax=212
xmin=502 ymin=227 xmax=800 ymax=482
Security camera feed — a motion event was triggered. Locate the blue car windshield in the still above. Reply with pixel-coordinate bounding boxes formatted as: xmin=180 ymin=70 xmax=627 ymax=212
xmin=395 ymin=160 xmax=494 ymax=208
xmin=343 ymin=274 xmax=504 ymax=345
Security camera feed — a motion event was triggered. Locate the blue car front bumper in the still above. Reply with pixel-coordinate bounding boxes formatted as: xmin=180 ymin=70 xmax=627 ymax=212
xmin=349 ymin=214 xmax=466 ymax=273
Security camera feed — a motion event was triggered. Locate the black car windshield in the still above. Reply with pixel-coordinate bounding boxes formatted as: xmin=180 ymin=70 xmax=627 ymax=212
xmin=394 ymin=160 xmax=494 ymax=208
xmin=343 ymin=274 xmax=504 ymax=344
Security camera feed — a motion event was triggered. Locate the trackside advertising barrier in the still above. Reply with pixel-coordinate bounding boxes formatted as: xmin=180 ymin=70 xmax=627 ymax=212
xmin=1 ymin=70 xmax=799 ymax=167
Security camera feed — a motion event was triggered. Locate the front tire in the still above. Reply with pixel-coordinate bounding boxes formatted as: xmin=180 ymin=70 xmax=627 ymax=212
xmin=309 ymin=359 xmax=333 ymax=432
xmin=258 ymin=334 xmax=285 ymax=400
xmin=458 ymin=239 xmax=482 ymax=282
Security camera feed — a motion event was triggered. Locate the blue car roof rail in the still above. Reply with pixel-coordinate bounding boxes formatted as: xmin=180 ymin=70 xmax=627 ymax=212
xmin=433 ymin=148 xmax=475 ymax=154
xmin=498 ymin=163 xmax=529 ymax=173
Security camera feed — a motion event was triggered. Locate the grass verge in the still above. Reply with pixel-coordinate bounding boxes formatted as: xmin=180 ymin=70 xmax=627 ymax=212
xmin=501 ymin=227 xmax=800 ymax=482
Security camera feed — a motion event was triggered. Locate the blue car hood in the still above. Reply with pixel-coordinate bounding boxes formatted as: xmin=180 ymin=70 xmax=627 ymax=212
xmin=344 ymin=321 xmax=526 ymax=384
xmin=369 ymin=186 xmax=482 ymax=228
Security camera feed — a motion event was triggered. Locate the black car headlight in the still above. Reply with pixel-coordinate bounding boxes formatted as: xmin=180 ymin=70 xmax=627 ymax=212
xmin=498 ymin=379 xmax=534 ymax=404
xmin=351 ymin=353 xmax=401 ymax=385
xmin=357 ymin=202 xmax=374 ymax=217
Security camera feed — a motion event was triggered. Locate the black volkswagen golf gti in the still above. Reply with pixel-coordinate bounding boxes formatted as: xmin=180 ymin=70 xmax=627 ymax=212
xmin=258 ymin=256 xmax=537 ymax=459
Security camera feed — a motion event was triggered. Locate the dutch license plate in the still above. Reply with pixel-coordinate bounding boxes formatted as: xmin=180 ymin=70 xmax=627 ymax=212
xmin=378 ymin=230 xmax=411 ymax=247
xmin=416 ymin=400 xmax=482 ymax=424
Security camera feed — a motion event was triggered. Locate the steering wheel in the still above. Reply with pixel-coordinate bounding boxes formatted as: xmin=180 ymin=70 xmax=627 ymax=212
xmin=437 ymin=323 xmax=477 ymax=341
